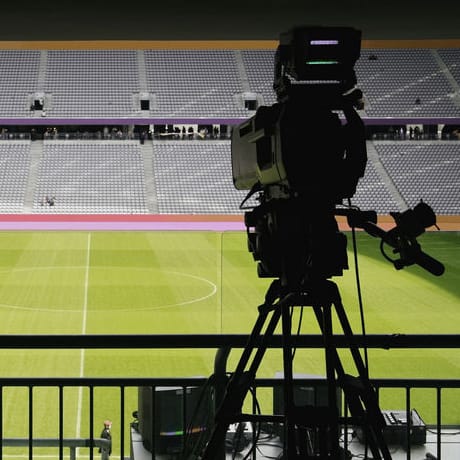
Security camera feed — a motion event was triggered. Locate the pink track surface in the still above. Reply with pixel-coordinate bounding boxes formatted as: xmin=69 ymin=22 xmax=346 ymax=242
xmin=0 ymin=214 xmax=247 ymax=231
xmin=0 ymin=214 xmax=456 ymax=232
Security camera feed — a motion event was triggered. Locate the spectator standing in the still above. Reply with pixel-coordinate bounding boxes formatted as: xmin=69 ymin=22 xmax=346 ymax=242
xmin=99 ymin=420 xmax=112 ymax=460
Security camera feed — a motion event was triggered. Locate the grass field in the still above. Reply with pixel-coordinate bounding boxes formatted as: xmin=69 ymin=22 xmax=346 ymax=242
xmin=0 ymin=230 xmax=458 ymax=458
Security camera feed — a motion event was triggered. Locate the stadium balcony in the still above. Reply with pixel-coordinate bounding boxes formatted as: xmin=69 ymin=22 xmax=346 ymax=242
xmin=0 ymin=334 xmax=458 ymax=459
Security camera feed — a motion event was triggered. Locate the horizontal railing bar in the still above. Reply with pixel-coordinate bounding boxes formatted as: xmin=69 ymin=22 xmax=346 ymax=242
xmin=256 ymin=378 xmax=460 ymax=388
xmin=0 ymin=334 xmax=458 ymax=349
xmin=0 ymin=376 xmax=459 ymax=388
xmin=0 ymin=377 xmax=209 ymax=386
xmin=2 ymin=438 xmax=110 ymax=448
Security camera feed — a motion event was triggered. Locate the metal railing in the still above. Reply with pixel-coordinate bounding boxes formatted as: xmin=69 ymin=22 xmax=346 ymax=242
xmin=0 ymin=334 xmax=458 ymax=460
xmin=1 ymin=438 xmax=110 ymax=460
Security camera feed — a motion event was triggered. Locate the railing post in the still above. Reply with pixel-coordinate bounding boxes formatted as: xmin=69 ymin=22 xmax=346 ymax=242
xmin=213 ymin=346 xmax=231 ymax=460
xmin=436 ymin=387 xmax=442 ymax=460
xmin=120 ymin=385 xmax=125 ymax=460
xmin=70 ymin=446 xmax=76 ymax=460
xmin=59 ymin=386 xmax=64 ymax=460
xmin=89 ymin=387 xmax=94 ymax=460
xmin=0 ymin=386 xmax=2 ymax=460
xmin=28 ymin=386 xmax=33 ymax=460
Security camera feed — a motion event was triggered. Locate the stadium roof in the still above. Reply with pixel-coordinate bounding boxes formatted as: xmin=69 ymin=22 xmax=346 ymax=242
xmin=2 ymin=0 xmax=460 ymax=41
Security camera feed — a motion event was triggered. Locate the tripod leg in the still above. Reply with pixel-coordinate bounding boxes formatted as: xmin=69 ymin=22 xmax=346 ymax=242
xmin=200 ymin=292 xmax=283 ymax=460
xmin=331 ymin=287 xmax=393 ymax=460
xmin=320 ymin=302 xmax=341 ymax=459
xmin=311 ymin=280 xmax=392 ymax=460
xmin=280 ymin=296 xmax=297 ymax=458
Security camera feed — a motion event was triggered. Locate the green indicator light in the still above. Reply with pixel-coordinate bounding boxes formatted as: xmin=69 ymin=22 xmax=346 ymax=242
xmin=306 ymin=60 xmax=338 ymax=65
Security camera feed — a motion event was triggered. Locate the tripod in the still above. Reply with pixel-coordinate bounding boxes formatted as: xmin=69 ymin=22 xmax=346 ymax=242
xmin=201 ymin=277 xmax=392 ymax=460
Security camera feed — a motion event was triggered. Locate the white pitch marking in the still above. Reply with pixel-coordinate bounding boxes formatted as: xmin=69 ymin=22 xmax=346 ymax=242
xmin=76 ymin=233 xmax=91 ymax=439
xmin=0 ymin=269 xmax=217 ymax=312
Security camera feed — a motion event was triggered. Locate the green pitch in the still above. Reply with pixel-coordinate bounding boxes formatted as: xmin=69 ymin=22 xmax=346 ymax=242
xmin=0 ymin=230 xmax=458 ymax=457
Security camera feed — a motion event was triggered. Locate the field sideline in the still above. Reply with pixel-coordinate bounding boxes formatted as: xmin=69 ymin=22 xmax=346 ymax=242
xmin=0 ymin=226 xmax=458 ymax=458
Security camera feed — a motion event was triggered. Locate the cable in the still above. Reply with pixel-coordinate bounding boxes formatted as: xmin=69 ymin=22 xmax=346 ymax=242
xmin=181 ymin=376 xmax=215 ymax=460
xmin=291 ymin=305 xmax=304 ymax=361
xmin=239 ymin=182 xmax=261 ymax=210
xmin=427 ymin=428 xmax=460 ymax=435
xmin=346 ymin=199 xmax=371 ymax=460
xmin=239 ymin=386 xmax=263 ymax=460
xmin=347 ymin=199 xmax=369 ymax=376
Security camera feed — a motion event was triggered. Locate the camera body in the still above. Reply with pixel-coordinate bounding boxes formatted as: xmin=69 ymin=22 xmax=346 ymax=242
xmin=231 ymin=26 xmax=367 ymax=284
xmin=231 ymin=91 xmax=366 ymax=202
xmin=232 ymin=25 xmax=366 ymax=200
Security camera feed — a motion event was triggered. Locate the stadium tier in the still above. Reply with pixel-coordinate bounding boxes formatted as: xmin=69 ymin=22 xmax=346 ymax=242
xmin=0 ymin=141 xmax=31 ymax=213
xmin=355 ymin=49 xmax=460 ymax=117
xmin=33 ymin=141 xmax=148 ymax=214
xmin=241 ymin=49 xmax=277 ymax=107
xmin=144 ymin=50 xmax=248 ymax=118
xmin=0 ymin=139 xmax=458 ymax=215
xmin=0 ymin=48 xmax=459 ymax=120
xmin=374 ymin=141 xmax=460 ymax=215
xmin=152 ymin=140 xmax=246 ymax=213
xmin=0 ymin=45 xmax=458 ymax=216
xmin=0 ymin=50 xmax=41 ymax=118
xmin=437 ymin=49 xmax=460 ymax=88
xmin=44 ymin=50 xmax=140 ymax=118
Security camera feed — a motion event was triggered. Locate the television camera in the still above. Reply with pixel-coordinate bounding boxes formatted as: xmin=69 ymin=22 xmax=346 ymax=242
xmin=231 ymin=25 xmax=443 ymax=286
xmin=198 ymin=26 xmax=444 ymax=460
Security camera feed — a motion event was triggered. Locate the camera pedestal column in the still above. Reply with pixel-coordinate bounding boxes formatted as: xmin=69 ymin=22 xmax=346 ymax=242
xmin=201 ymin=279 xmax=392 ymax=460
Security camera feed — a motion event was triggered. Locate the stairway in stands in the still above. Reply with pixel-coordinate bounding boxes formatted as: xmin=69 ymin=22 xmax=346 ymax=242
xmin=367 ymin=141 xmax=407 ymax=211
xmin=140 ymin=139 xmax=159 ymax=213
xmin=23 ymin=139 xmax=44 ymax=212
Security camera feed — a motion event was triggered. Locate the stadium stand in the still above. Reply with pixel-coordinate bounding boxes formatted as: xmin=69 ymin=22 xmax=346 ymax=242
xmin=0 ymin=46 xmax=457 ymax=215
xmin=0 ymin=47 xmax=457 ymax=119
xmin=437 ymin=49 xmax=460 ymax=86
xmin=0 ymin=141 xmax=31 ymax=213
xmin=241 ymin=49 xmax=277 ymax=106
xmin=0 ymin=50 xmax=41 ymax=117
xmin=0 ymin=135 xmax=457 ymax=215
xmin=43 ymin=50 xmax=140 ymax=118
xmin=374 ymin=141 xmax=460 ymax=215
xmin=149 ymin=139 xmax=457 ymax=216
xmin=355 ymin=49 xmax=460 ymax=117
xmin=152 ymin=140 xmax=246 ymax=213
xmin=144 ymin=50 xmax=249 ymax=118
xmin=349 ymin=155 xmax=400 ymax=213
xmin=33 ymin=141 xmax=148 ymax=213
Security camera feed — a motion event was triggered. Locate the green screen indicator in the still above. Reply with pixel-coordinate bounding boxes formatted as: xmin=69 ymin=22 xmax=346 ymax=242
xmin=306 ymin=60 xmax=338 ymax=65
